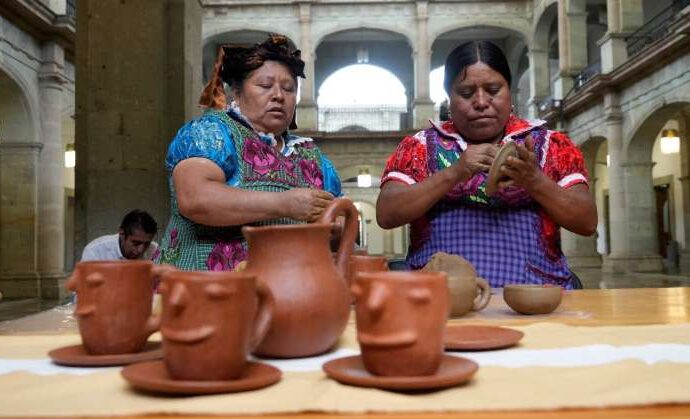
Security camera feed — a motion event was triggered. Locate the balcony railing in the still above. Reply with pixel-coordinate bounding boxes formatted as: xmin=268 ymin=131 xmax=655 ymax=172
xmin=318 ymin=105 xmax=408 ymax=133
xmin=625 ymin=0 xmax=690 ymax=57
xmin=574 ymin=61 xmax=601 ymax=91
xmin=66 ymin=0 xmax=76 ymax=20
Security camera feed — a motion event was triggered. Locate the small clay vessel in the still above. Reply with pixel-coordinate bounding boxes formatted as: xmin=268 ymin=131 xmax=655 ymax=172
xmin=66 ymin=260 xmax=163 ymax=355
xmin=422 ymin=252 xmax=491 ymax=317
xmin=243 ymin=198 xmax=358 ymax=358
xmin=486 ymin=142 xmax=518 ymax=195
xmin=352 ymin=271 xmax=449 ymax=377
xmin=158 ymin=270 xmax=273 ymax=381
xmin=503 ymin=284 xmax=562 ymax=315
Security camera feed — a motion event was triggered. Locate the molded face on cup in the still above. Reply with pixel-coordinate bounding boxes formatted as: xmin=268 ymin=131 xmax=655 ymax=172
xmin=159 ymin=271 xmax=260 ymax=381
xmin=66 ymin=260 xmax=158 ymax=355
xmin=351 ymin=271 xmax=449 ymax=377
xmin=503 ymin=284 xmax=562 ymax=315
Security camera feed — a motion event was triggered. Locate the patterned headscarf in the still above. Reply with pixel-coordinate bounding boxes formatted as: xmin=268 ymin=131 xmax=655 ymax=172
xmin=199 ymin=34 xmax=305 ymax=129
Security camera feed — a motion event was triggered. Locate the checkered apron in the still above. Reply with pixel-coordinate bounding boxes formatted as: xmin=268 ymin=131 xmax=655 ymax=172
xmin=405 ymin=128 xmax=574 ymax=289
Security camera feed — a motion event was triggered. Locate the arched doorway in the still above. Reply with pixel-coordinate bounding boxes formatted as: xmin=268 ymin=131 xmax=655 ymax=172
xmin=624 ymin=101 xmax=690 ymax=272
xmin=315 ymin=28 xmax=413 ymax=130
xmin=0 ymin=67 xmax=40 ymax=298
xmin=317 ymin=64 xmax=407 ymax=132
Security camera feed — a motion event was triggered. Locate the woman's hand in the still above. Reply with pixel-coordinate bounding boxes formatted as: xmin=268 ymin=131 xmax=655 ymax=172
xmin=282 ymin=188 xmax=334 ymax=222
xmin=451 ymin=143 xmax=498 ymax=182
xmin=498 ymin=135 xmax=543 ymax=191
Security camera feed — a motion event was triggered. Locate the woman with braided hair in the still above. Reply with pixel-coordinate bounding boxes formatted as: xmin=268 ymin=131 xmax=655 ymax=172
xmin=156 ymin=34 xmax=342 ymax=271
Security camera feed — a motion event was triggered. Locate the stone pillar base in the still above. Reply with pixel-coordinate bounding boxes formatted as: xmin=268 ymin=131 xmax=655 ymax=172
xmin=602 ymin=254 xmax=664 ymax=273
xmin=0 ymin=272 xmax=41 ymax=299
xmin=295 ymin=101 xmax=318 ymax=131
xmin=40 ymin=272 xmax=69 ymax=301
xmin=679 ymin=250 xmax=690 ymax=274
xmin=412 ymin=99 xmax=435 ymax=130
xmin=567 ymin=254 xmax=603 ymax=269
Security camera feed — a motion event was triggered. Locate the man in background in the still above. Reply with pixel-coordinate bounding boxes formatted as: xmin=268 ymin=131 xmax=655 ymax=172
xmin=81 ymin=209 xmax=159 ymax=261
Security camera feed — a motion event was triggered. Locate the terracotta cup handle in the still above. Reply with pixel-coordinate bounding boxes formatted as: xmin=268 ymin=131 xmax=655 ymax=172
xmin=145 ymin=264 xmax=178 ymax=336
xmin=65 ymin=268 xmax=80 ymax=292
xmin=472 ymin=277 xmax=491 ymax=311
xmin=317 ymin=198 xmax=358 ymax=281
xmin=250 ymin=281 xmax=274 ymax=350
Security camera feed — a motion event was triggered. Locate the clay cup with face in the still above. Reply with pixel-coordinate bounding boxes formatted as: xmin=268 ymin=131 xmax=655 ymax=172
xmin=66 ymin=260 xmax=164 ymax=355
xmin=352 ymin=271 xmax=449 ymax=377
xmin=159 ymin=271 xmax=273 ymax=381
xmin=347 ymin=255 xmax=388 ymax=287
xmin=422 ymin=252 xmax=491 ymax=317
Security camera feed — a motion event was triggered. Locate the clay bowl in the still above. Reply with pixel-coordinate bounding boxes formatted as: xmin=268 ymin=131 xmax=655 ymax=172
xmin=503 ymin=284 xmax=562 ymax=315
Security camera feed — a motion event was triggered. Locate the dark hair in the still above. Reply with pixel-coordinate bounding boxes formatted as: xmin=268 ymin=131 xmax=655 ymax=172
xmin=120 ymin=210 xmax=157 ymax=237
xmin=199 ymin=34 xmax=305 ymax=110
xmin=443 ymin=40 xmax=512 ymax=95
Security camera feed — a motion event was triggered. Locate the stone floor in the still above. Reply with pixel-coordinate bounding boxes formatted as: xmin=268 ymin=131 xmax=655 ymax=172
xmin=0 ymin=269 xmax=688 ymax=323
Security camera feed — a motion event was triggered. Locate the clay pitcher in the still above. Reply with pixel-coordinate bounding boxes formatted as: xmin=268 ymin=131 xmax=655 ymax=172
xmin=243 ymin=198 xmax=358 ymax=358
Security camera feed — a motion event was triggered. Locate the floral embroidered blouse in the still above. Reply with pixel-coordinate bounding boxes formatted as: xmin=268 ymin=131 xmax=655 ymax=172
xmin=381 ymin=115 xmax=589 ymax=288
xmin=155 ymin=106 xmax=342 ymax=271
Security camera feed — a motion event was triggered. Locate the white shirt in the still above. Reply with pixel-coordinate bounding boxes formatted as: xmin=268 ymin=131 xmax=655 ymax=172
xmin=80 ymin=234 xmax=159 ymax=262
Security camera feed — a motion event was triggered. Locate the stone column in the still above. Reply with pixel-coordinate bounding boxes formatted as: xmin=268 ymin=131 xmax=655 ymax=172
xmin=0 ymin=143 xmax=42 ymax=298
xmin=296 ymin=2 xmax=317 ymax=131
xmin=620 ymin=161 xmax=663 ymax=272
xmin=601 ymin=92 xmax=628 ymax=273
xmin=527 ymin=48 xmax=549 ymax=118
xmin=75 ymin=0 xmax=202 ymax=258
xmin=554 ymin=0 xmax=587 ymax=98
xmin=38 ymin=41 xmax=68 ymax=300
xmin=601 ymin=93 xmax=663 ymax=273
xmin=599 ymin=0 xmax=643 ymax=73
xmin=676 ymin=112 xmax=690 ymax=272
xmin=412 ymin=0 xmax=434 ymax=129
xmin=561 ymin=144 xmax=602 ymax=268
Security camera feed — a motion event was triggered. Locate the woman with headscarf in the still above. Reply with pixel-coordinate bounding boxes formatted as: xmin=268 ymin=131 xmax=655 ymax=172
xmin=377 ymin=41 xmax=597 ymax=289
xmin=156 ymin=34 xmax=342 ymax=271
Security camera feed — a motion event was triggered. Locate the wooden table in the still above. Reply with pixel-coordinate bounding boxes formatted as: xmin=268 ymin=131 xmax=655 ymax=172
xmin=4 ymin=287 xmax=690 ymax=419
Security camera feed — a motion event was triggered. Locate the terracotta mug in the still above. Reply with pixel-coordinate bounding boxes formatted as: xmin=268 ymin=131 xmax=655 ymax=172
xmin=159 ymin=270 xmax=273 ymax=381
xmin=422 ymin=252 xmax=491 ymax=317
xmin=66 ymin=260 xmax=163 ymax=355
xmin=347 ymin=254 xmax=388 ymax=287
xmin=351 ymin=271 xmax=449 ymax=377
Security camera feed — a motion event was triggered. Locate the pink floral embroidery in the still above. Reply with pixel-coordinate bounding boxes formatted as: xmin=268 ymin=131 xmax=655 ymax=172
xmin=243 ymin=138 xmax=278 ymax=175
xmin=206 ymin=241 xmax=247 ymax=271
xmin=281 ymin=159 xmax=296 ymax=178
xmin=299 ymin=159 xmax=323 ymax=189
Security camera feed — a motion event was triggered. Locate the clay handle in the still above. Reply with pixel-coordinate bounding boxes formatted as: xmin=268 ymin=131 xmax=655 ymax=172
xmin=250 ymin=281 xmax=274 ymax=350
xmin=472 ymin=277 xmax=491 ymax=311
xmin=145 ymin=264 xmax=177 ymax=336
xmin=317 ymin=198 xmax=358 ymax=281
xmin=65 ymin=268 xmax=80 ymax=292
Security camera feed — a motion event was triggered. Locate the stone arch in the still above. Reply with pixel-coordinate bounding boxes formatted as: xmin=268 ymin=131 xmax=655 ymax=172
xmin=201 ymin=30 xmax=299 ymax=83
xmin=625 ymin=100 xmax=690 ymax=163
xmin=0 ymin=62 xmax=38 ymax=143
xmin=337 ymin=164 xmax=386 ymax=184
xmin=312 ymin=25 xmax=414 ymax=52
xmin=533 ymin=1 xmax=558 ymax=52
xmin=314 ymin=28 xmax=414 ymax=102
xmin=430 ymin=25 xmax=530 ymax=72
xmin=430 ymin=23 xmax=532 ymax=52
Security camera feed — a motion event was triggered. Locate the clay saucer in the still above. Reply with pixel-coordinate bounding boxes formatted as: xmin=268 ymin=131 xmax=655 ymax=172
xmin=48 ymin=341 xmax=163 ymax=367
xmin=486 ymin=142 xmax=518 ymax=196
xmin=121 ymin=360 xmax=281 ymax=395
xmin=444 ymin=325 xmax=524 ymax=351
xmin=322 ymin=355 xmax=477 ymax=391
